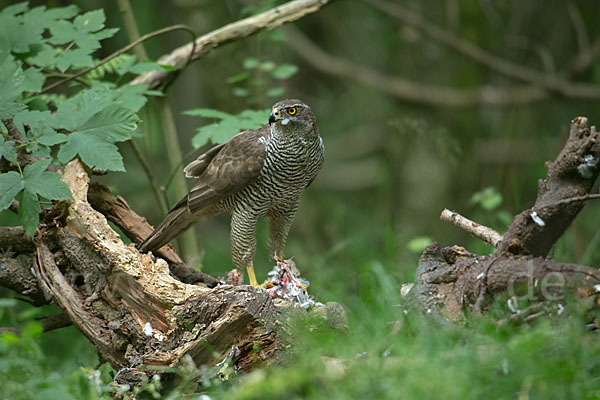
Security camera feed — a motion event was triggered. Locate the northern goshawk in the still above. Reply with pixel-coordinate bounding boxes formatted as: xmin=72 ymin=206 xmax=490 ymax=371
xmin=139 ymin=99 xmax=324 ymax=286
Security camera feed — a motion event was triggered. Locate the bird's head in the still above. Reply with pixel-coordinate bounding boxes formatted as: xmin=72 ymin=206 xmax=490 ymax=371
xmin=268 ymin=99 xmax=316 ymax=136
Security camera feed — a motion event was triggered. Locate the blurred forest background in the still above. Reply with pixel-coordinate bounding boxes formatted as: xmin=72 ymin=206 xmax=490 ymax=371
xmin=2 ymin=0 xmax=600 ymax=398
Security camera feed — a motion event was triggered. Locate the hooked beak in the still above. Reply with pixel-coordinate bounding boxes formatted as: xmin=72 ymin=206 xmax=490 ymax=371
xmin=269 ymin=108 xmax=281 ymax=124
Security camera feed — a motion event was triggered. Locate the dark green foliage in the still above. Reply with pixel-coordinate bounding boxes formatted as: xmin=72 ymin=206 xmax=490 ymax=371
xmin=2 ymin=0 xmax=600 ymax=398
xmin=184 ymin=108 xmax=270 ymax=148
xmin=0 ymin=3 xmax=152 ymax=236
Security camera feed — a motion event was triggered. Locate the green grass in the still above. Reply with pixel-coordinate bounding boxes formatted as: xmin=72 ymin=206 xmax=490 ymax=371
xmin=2 ymin=257 xmax=600 ymax=400
xmin=207 ymin=276 xmax=600 ymax=400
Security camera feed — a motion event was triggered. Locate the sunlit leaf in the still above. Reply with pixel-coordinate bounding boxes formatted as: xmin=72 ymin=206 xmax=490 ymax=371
xmin=271 ymin=64 xmax=298 ymax=80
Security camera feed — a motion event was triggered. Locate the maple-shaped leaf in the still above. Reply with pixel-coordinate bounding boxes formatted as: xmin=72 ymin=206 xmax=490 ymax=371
xmin=0 ymin=57 xmax=27 ymax=118
xmin=12 ymin=160 xmax=73 ymax=236
xmin=184 ymin=108 xmax=269 ymax=148
xmin=13 ymin=109 xmax=66 ymax=158
xmin=49 ymin=9 xmax=111 ymax=51
xmin=55 ymin=90 xmax=138 ymax=170
xmin=22 ymin=159 xmax=72 ymax=200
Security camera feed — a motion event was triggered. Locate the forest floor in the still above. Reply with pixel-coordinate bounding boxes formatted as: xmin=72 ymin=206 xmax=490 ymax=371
xmin=2 ymin=267 xmax=599 ymax=400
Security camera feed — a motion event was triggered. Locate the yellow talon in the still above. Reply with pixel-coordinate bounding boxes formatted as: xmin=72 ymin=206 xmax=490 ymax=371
xmin=246 ymin=265 xmax=259 ymax=287
xmin=262 ymin=280 xmax=274 ymax=289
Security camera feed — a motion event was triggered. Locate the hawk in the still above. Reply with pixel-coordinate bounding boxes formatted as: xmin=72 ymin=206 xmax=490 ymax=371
xmin=139 ymin=99 xmax=324 ymax=286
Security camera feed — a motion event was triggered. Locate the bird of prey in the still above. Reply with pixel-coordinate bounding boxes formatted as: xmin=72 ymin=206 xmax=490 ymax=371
xmin=138 ymin=99 xmax=324 ymax=287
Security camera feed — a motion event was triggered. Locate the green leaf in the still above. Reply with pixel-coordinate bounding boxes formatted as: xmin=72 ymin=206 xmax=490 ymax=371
xmin=58 ymin=133 xmax=125 ymax=171
xmin=56 ymin=48 xmax=94 ymax=72
xmin=21 ymin=321 xmax=43 ymax=338
xmin=23 ymin=160 xmax=72 ymax=200
xmin=183 ymin=108 xmax=232 ymax=119
xmin=0 ymin=2 xmax=28 ymax=16
xmin=0 ymin=171 xmax=24 ymax=211
xmin=22 ymin=5 xmax=79 ymax=36
xmin=73 ymin=9 xmax=105 ymax=34
xmin=0 ymin=137 xmax=17 ymax=163
xmin=0 ymin=298 xmax=17 ymax=308
xmin=0 ymin=14 xmax=39 ymax=54
xmin=266 ymin=87 xmax=285 ymax=98
xmin=93 ymin=27 xmax=119 ymax=41
xmin=49 ymin=9 xmax=108 ymax=51
xmin=14 ymin=109 xmax=66 ymax=157
xmin=77 ymin=104 xmax=138 ymax=142
xmin=243 ymin=57 xmax=259 ymax=69
xmin=113 ymin=84 xmax=149 ymax=112
xmin=258 ymin=61 xmax=275 ymax=72
xmin=407 ymin=236 xmax=432 ymax=253
xmin=127 ymin=60 xmax=163 ymax=74
xmin=188 ymin=108 xmax=269 ymax=148
xmin=17 ymin=188 xmax=40 ymax=237
xmin=470 ymin=187 xmax=503 ymax=211
xmin=271 ymin=64 xmax=298 ymax=80
xmin=225 ymin=71 xmax=250 ymax=84
xmin=28 ymin=45 xmax=57 ymax=68
xmin=22 ymin=67 xmax=45 ymax=92
xmin=144 ymin=90 xmax=164 ymax=97
xmin=0 ymin=57 xmax=26 ymax=118
xmin=54 ymin=89 xmax=138 ymax=170
xmin=233 ymin=87 xmax=249 ymax=97
xmin=54 ymin=88 xmax=113 ymax=130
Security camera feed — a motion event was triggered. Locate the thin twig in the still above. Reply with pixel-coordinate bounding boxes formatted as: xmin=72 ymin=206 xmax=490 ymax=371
xmin=113 ymin=0 xmax=199 ymax=261
xmin=129 ymin=140 xmax=168 ymax=214
xmin=440 ymin=208 xmax=503 ymax=248
xmin=363 ymin=0 xmax=600 ymax=99
xmin=157 ymin=98 xmax=202 ymax=264
xmin=131 ymin=0 xmax=337 ymax=89
xmin=564 ymin=38 xmax=600 ymax=79
xmin=0 ymin=313 xmax=71 ymax=334
xmin=115 ymin=0 xmax=168 ymax=215
xmin=37 ymin=24 xmax=196 ymax=95
xmin=473 ymin=257 xmax=497 ymax=316
xmin=284 ymin=26 xmax=550 ymax=107
xmin=537 ymin=193 xmax=600 ymax=210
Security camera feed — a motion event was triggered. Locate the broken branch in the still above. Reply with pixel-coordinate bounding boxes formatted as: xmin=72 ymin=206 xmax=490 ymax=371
xmin=440 ymin=209 xmax=503 ymax=248
xmin=131 ymin=0 xmax=337 ymax=90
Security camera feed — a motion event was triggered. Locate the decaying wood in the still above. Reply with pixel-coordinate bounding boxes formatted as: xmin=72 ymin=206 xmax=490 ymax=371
xmin=87 ymin=183 xmax=219 ymax=286
xmin=413 ymin=243 xmax=600 ymax=321
xmin=24 ymin=159 xmax=282 ymax=372
xmin=0 ymin=149 xmax=342 ymax=388
xmin=0 ymin=226 xmax=35 ymax=254
xmin=415 ymin=117 xmax=600 ymax=319
xmin=0 ymin=256 xmax=47 ymax=306
xmin=497 ymin=117 xmax=600 ymax=257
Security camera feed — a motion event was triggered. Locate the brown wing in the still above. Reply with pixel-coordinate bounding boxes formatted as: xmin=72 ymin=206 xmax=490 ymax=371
xmin=185 ymin=125 xmax=269 ymax=213
xmin=183 ymin=142 xmax=226 ymax=178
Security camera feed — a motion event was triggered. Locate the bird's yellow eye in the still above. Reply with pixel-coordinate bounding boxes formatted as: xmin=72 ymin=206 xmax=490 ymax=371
xmin=288 ymin=107 xmax=296 ymax=115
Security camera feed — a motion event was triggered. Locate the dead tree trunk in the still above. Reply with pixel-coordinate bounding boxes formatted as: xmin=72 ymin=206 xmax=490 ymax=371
xmin=413 ymin=117 xmax=600 ymax=320
xmin=27 ymin=160 xmax=281 ymax=373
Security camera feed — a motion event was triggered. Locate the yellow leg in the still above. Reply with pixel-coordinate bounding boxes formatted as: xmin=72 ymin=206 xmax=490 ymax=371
xmin=246 ymin=265 xmax=259 ymax=287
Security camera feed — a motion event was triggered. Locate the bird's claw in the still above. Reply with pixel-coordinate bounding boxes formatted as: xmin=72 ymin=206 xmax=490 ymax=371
xmin=261 ymin=280 xmax=274 ymax=289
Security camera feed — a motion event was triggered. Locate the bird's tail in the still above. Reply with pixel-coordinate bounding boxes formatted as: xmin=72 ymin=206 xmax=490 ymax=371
xmin=138 ymin=204 xmax=198 ymax=254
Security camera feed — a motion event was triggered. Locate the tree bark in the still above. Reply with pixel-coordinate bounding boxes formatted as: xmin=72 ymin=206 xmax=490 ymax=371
xmin=0 ymin=159 xmax=287 ymax=383
xmin=415 ymin=116 xmax=600 ymax=319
